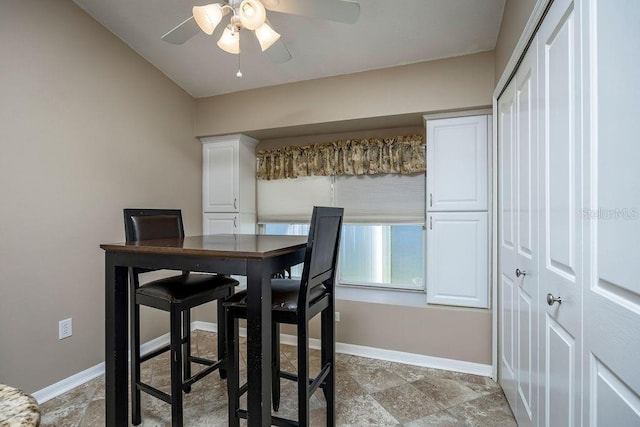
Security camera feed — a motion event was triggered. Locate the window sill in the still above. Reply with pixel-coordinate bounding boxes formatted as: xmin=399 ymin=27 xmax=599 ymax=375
xmin=336 ymin=283 xmax=427 ymax=307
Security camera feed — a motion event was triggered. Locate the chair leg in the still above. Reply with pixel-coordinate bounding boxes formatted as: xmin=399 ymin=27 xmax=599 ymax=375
xmin=130 ymin=292 xmax=141 ymax=425
xmin=297 ymin=320 xmax=310 ymax=426
xmin=226 ymin=306 xmax=240 ymax=427
xmin=217 ymin=296 xmax=228 ymax=379
xmin=182 ymin=310 xmax=191 ymax=393
xmin=272 ymin=322 xmax=281 ymax=411
xmin=321 ymin=304 xmax=336 ymax=427
xmin=170 ymin=307 xmax=184 ymax=427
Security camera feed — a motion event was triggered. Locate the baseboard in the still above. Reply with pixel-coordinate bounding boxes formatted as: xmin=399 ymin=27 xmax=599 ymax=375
xmin=32 ymin=332 xmax=171 ymax=404
xmin=32 ymin=363 xmax=104 ymax=404
xmin=194 ymin=321 xmax=492 ymax=377
xmin=33 ymin=321 xmax=491 ymax=404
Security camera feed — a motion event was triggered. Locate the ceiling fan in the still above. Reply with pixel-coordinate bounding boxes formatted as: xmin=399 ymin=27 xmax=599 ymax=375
xmin=161 ymin=0 xmax=360 ymax=66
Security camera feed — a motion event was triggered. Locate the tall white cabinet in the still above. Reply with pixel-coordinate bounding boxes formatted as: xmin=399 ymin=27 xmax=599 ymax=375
xmin=425 ymin=115 xmax=490 ymax=308
xmin=497 ymin=0 xmax=640 ymax=426
xmin=201 ymin=134 xmax=258 ymax=235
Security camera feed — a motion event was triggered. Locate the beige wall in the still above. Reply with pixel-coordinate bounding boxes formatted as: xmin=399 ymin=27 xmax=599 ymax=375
xmin=494 ymin=0 xmax=538 ymax=82
xmin=0 ymin=1 xmax=200 ymax=393
xmin=195 ymin=51 xmax=495 ymax=137
xmin=193 ymin=53 xmax=495 ymax=365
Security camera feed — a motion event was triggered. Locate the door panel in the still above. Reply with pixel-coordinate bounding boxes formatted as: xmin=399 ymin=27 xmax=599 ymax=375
xmin=546 ymin=315 xmax=576 ymax=427
xmin=538 ymin=0 xmax=582 ymax=426
xmin=582 ymin=0 xmax=640 ymax=424
xmin=426 ymin=116 xmax=488 ymax=211
xmin=203 ymin=142 xmax=238 ymax=212
xmin=498 ymin=79 xmax=517 ymax=408
xmin=515 ymin=42 xmax=539 ymax=427
xmin=499 ymin=38 xmax=539 ymax=426
xmin=426 ymin=212 xmax=488 ymax=308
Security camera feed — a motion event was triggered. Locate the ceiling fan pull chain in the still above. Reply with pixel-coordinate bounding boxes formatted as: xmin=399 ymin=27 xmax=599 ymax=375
xmin=236 ymin=47 xmax=243 ymax=78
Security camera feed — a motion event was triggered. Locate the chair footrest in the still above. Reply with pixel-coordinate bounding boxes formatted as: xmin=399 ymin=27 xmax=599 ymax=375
xmin=137 ymin=382 xmax=171 ymax=404
xmin=183 ymin=359 xmax=223 ymax=389
xmin=237 ymin=409 xmax=299 ymax=427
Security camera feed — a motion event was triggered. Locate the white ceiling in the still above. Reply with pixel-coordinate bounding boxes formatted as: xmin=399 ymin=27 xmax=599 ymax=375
xmin=72 ymin=0 xmax=506 ymax=98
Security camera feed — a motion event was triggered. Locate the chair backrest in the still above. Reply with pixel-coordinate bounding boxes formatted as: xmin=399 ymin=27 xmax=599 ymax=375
xmin=123 ymin=208 xmax=184 ymax=242
xmin=297 ymin=206 xmax=344 ymax=311
xmin=123 ymin=209 xmax=185 ymax=277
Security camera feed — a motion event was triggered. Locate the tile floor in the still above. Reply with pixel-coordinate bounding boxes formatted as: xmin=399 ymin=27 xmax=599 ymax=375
xmin=40 ymin=330 xmax=515 ymax=426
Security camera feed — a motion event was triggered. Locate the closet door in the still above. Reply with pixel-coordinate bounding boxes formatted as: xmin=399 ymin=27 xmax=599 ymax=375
xmin=498 ymin=78 xmax=518 ymax=410
xmin=538 ymin=0 xmax=583 ymax=425
xmin=498 ymin=41 xmax=539 ymax=427
xmin=513 ymin=40 xmax=539 ymax=427
xmin=582 ymin=1 xmax=640 ymax=425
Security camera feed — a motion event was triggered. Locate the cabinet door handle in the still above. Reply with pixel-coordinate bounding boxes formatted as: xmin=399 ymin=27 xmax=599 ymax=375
xmin=429 ymin=216 xmax=432 ymax=230
xmin=233 ymin=198 xmax=237 ymax=210
xmin=429 ymin=193 xmax=433 ymax=207
xmin=233 ymin=217 xmax=237 ymax=229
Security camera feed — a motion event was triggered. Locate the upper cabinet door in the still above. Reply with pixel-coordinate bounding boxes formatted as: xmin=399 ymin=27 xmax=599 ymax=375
xmin=203 ymin=140 xmax=239 ymax=212
xmin=426 ymin=115 xmax=489 ymax=211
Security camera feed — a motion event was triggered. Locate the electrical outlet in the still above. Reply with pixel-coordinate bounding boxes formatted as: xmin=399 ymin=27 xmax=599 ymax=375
xmin=59 ymin=318 xmax=72 ymax=339
xmin=335 ymin=312 xmax=340 ymax=322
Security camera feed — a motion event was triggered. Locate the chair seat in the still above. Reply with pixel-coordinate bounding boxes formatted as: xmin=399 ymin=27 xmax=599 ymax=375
xmin=137 ymin=273 xmax=238 ymax=303
xmin=225 ymin=279 xmax=327 ymax=312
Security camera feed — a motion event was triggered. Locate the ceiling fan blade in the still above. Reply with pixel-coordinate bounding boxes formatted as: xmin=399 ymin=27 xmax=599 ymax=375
xmin=265 ymin=0 xmax=360 ymax=24
xmin=265 ymin=39 xmax=292 ymax=64
xmin=161 ymin=16 xmax=201 ymax=44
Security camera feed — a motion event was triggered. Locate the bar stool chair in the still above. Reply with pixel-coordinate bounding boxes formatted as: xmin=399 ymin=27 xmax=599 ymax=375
xmin=224 ymin=206 xmax=344 ymax=427
xmin=124 ymin=209 xmax=239 ymax=427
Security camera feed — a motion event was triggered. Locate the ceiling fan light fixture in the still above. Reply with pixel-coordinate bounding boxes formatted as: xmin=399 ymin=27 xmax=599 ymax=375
xmin=254 ymin=22 xmax=280 ymax=51
xmin=193 ymin=3 xmax=224 ymax=35
xmin=238 ymin=0 xmax=266 ymax=30
xmin=217 ymin=26 xmax=240 ymax=54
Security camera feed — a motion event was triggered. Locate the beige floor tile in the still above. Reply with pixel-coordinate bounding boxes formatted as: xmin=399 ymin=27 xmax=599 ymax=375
xmin=39 ymin=331 xmax=515 ymax=427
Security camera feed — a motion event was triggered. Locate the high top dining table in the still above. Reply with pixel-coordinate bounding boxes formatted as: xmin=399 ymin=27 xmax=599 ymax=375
xmin=100 ymin=234 xmax=308 ymax=427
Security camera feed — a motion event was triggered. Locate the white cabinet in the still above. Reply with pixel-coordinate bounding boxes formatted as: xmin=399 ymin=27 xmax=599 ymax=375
xmin=426 ymin=212 xmax=488 ymax=308
xmin=426 ymin=115 xmax=489 ymax=212
xmin=203 ymin=213 xmax=257 ymax=235
xmin=424 ymin=114 xmax=490 ymax=309
xmin=201 ymin=134 xmax=258 ymax=234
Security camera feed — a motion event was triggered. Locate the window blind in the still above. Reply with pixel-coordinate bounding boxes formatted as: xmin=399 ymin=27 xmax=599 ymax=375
xmin=335 ymin=173 xmax=426 ymax=223
xmin=257 ymin=173 xmax=425 ymax=224
xmin=257 ymin=176 xmax=333 ymax=223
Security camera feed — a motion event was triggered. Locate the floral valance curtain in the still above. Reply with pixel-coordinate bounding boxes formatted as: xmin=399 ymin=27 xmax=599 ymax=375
xmin=257 ymin=134 xmax=424 ymax=180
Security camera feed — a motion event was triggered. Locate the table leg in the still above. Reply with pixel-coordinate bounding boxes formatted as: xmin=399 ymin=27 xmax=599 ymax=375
xmin=245 ymin=259 xmax=273 ymax=426
xmin=105 ymin=255 xmax=129 ymax=426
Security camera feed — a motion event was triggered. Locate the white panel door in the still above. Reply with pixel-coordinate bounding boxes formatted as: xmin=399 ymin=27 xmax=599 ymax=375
xmin=498 ymin=78 xmax=518 ymax=408
xmin=427 ymin=116 xmax=488 ymax=211
xmin=582 ymin=1 xmax=640 ymax=425
xmin=538 ymin=0 xmax=582 ymax=425
xmin=426 ymin=212 xmax=488 ymax=308
xmin=203 ymin=140 xmax=239 ymax=213
xmin=498 ymin=42 xmax=540 ymax=427
xmin=514 ymin=40 xmax=539 ymax=427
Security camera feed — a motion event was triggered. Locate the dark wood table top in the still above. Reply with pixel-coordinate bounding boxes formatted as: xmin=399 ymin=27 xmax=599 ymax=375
xmin=100 ymin=234 xmax=308 ymax=259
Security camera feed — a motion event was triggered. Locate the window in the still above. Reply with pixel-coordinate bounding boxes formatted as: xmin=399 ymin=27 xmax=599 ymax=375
xmin=258 ymin=172 xmax=426 ymax=292
xmin=262 ymin=222 xmax=424 ymax=291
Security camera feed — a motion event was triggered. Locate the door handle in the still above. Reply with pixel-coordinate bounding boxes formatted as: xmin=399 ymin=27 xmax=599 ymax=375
xmin=429 ymin=193 xmax=433 ymax=207
xmin=515 ymin=268 xmax=526 ymax=278
xmin=546 ymin=293 xmax=562 ymax=306
xmin=233 ymin=198 xmax=238 ymax=210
